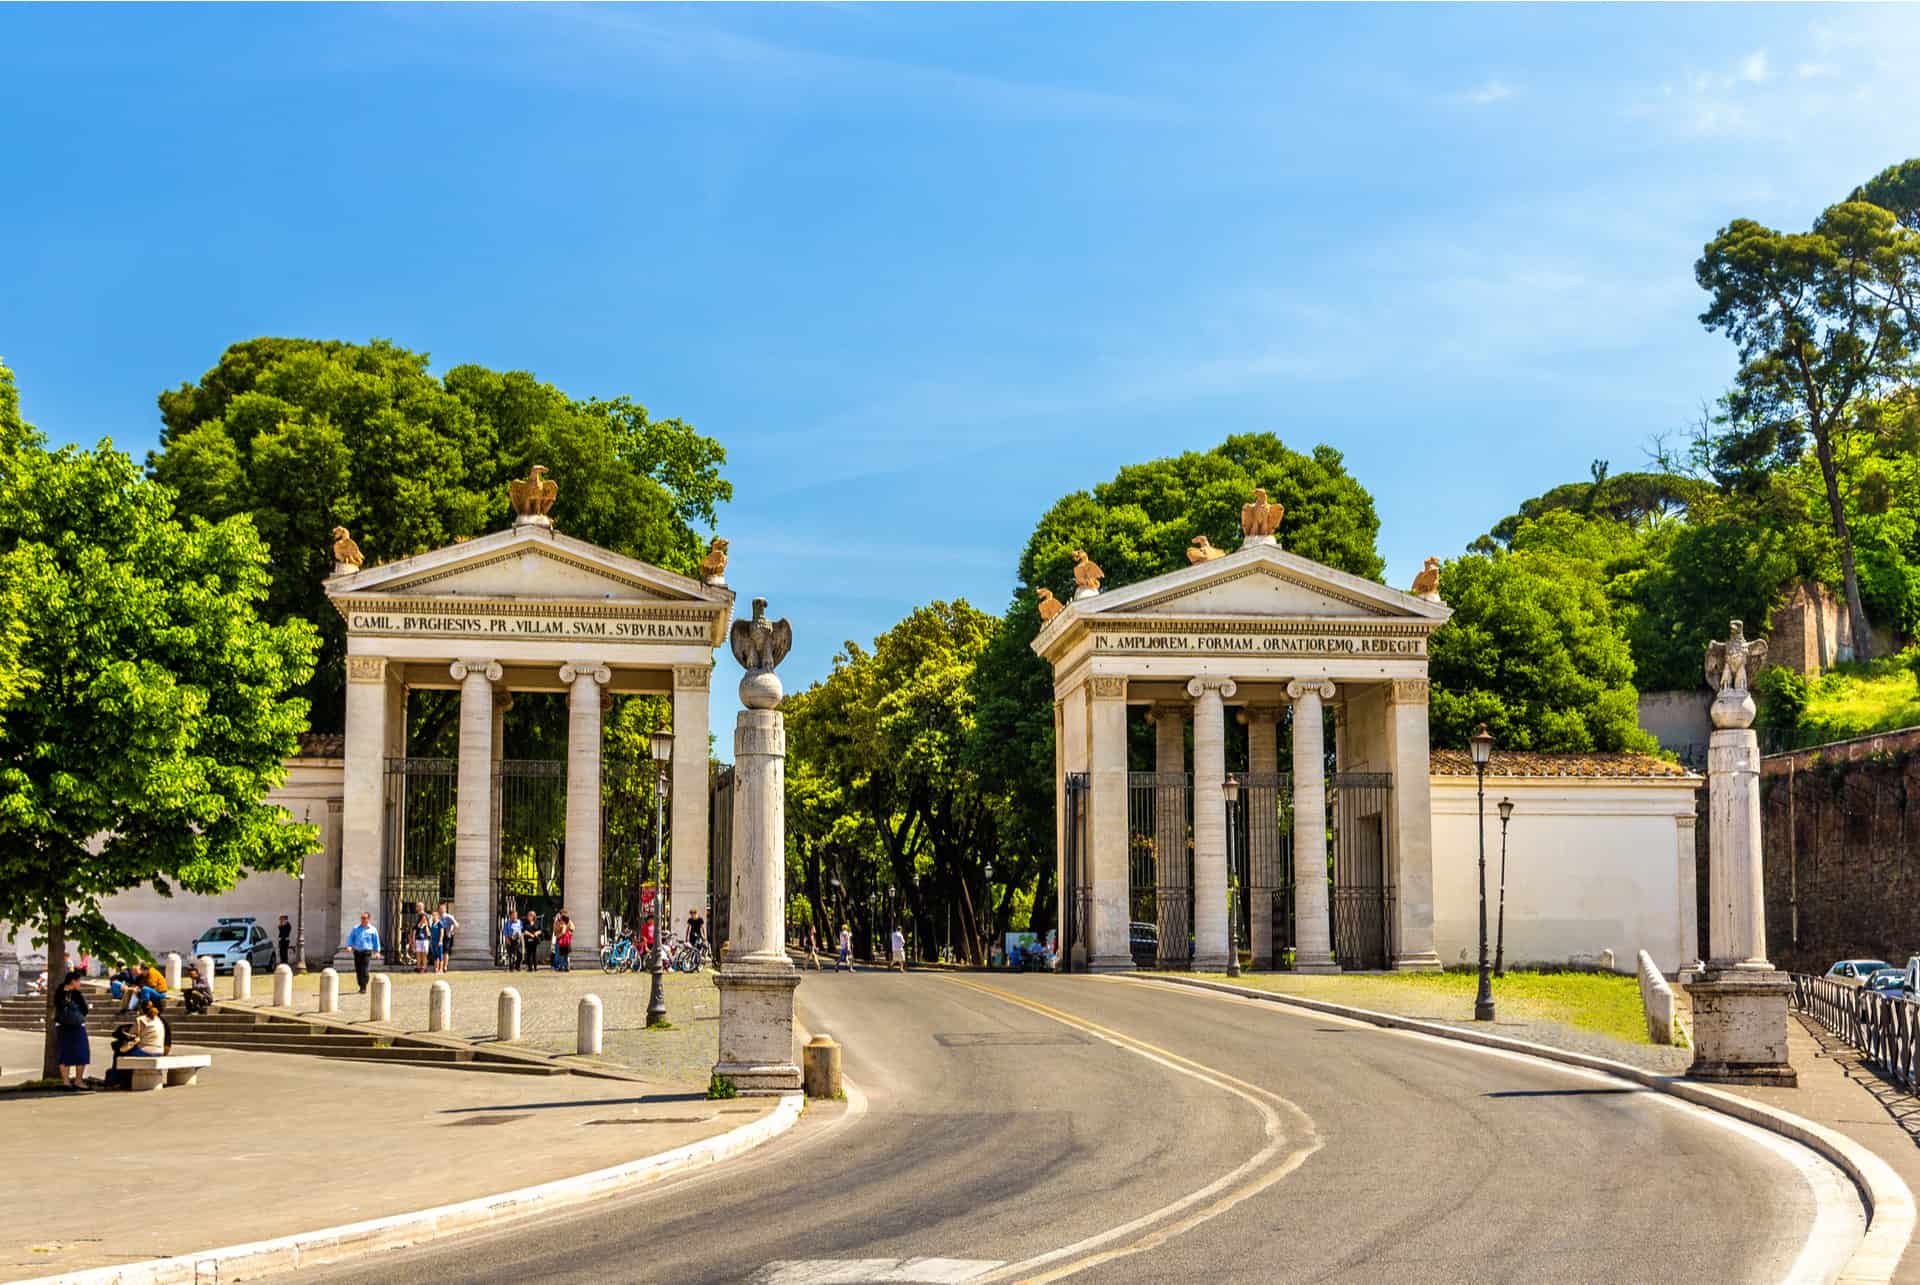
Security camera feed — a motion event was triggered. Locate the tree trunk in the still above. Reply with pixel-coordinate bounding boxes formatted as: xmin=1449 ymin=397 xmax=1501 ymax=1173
xmin=1814 ymin=433 xmax=1876 ymax=661
xmin=41 ymin=908 xmax=64 ymax=1081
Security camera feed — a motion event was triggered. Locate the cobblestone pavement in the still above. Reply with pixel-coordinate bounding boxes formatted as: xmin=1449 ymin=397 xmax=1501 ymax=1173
xmin=236 ymin=965 xmax=720 ymax=1088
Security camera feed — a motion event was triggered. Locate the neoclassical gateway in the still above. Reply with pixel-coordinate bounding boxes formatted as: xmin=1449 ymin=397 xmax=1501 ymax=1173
xmin=324 ymin=484 xmax=733 ymax=967
xmin=1032 ymin=505 xmax=1453 ymax=973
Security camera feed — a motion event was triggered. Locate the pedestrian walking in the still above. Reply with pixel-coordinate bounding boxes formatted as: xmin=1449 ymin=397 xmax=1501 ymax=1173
xmin=412 ymin=908 xmax=431 ymax=973
xmin=346 ymin=912 xmax=380 ymax=993
xmin=553 ymin=912 xmax=574 ymax=972
xmin=890 ymin=925 xmax=907 ymax=973
xmin=55 ymin=969 xmax=91 ymax=1090
xmin=277 ymin=914 xmax=293 ymax=967
xmin=807 ymin=926 xmax=821 ymax=971
xmin=503 ymin=913 xmax=523 ymax=971
xmin=835 ymin=924 xmax=855 ymax=972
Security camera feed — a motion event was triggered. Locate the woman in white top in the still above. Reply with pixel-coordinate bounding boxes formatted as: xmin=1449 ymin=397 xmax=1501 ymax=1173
xmin=131 ymin=1002 xmax=167 ymax=1056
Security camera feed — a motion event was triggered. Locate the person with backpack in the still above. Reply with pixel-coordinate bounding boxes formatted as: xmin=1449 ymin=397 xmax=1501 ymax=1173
xmin=54 ymin=970 xmax=92 ymax=1091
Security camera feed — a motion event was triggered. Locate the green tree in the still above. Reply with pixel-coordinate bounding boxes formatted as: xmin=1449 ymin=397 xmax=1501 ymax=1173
xmin=0 ymin=432 xmax=318 ymax=1077
xmin=1428 ymin=515 xmax=1656 ymax=752
xmin=0 ymin=360 xmax=38 ymax=721
xmin=150 ymin=339 xmax=731 ymax=731
xmin=1695 ymin=179 xmax=1920 ymax=659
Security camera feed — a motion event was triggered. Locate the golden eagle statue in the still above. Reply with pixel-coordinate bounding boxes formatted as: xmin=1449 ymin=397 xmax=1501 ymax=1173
xmin=699 ymin=537 xmax=730 ymax=584
xmin=1036 ymin=587 xmax=1065 ymax=622
xmin=330 ymin=526 xmax=364 ymax=569
xmin=1240 ymin=488 xmax=1283 ymax=540
xmin=509 ymin=465 xmax=558 ymax=524
xmin=1071 ymin=550 xmax=1104 ymax=594
xmin=1187 ymin=535 xmax=1225 ymax=564
xmin=1410 ymin=556 xmax=1441 ymax=600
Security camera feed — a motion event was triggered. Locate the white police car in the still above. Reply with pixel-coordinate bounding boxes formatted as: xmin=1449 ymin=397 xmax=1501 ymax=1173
xmin=190 ymin=917 xmax=277 ymax=974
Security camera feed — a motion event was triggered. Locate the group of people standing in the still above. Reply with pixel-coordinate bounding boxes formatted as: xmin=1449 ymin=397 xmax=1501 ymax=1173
xmin=501 ymin=909 xmax=576 ymax=971
xmin=407 ymin=902 xmax=461 ymax=974
xmin=805 ymin=924 xmax=908 ymax=973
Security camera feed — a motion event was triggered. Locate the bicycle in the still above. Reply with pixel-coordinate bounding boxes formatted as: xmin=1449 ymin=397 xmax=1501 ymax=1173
xmin=601 ymin=936 xmax=644 ymax=973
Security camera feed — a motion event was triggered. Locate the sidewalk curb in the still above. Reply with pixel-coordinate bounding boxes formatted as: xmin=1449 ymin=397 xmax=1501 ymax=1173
xmin=1129 ymin=974 xmax=1915 ymax=1285
xmin=11 ymin=1093 xmax=803 ymax=1285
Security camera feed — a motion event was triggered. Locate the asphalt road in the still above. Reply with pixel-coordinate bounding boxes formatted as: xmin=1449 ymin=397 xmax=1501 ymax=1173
xmin=304 ymin=972 xmax=1852 ymax=1285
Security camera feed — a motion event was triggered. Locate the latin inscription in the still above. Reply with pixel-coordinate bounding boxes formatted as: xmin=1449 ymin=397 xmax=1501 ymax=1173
xmin=349 ymin=613 xmax=707 ymax=642
xmin=1094 ymin=631 xmax=1425 ymax=657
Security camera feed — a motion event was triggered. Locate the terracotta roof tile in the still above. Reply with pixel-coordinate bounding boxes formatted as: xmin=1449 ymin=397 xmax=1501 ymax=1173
xmin=1429 ymin=748 xmax=1695 ymax=779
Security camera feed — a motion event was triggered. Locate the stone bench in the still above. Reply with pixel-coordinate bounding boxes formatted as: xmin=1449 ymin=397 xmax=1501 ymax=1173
xmin=126 ymin=1053 xmax=212 ymax=1092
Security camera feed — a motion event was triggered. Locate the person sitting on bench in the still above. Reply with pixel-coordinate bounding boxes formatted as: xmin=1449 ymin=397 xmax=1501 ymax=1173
xmin=127 ymin=1001 xmax=167 ymax=1058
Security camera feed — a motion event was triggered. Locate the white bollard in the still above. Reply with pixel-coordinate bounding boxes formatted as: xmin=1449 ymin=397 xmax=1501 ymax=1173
xmin=271 ymin=963 xmax=291 ymax=1007
xmin=428 ymin=980 xmax=452 ymax=1032
xmin=319 ymin=967 xmax=340 ymax=1014
xmin=233 ymin=959 xmax=253 ymax=1001
xmin=578 ymin=994 xmax=603 ymax=1055
xmin=164 ymin=952 xmax=182 ymax=991
xmin=497 ymin=987 xmax=521 ymax=1042
xmin=369 ymin=973 xmax=391 ymax=1023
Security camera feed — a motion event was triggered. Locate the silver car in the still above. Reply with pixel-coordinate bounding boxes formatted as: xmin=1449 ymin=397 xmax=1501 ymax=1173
xmin=190 ymin=918 xmax=277 ymax=974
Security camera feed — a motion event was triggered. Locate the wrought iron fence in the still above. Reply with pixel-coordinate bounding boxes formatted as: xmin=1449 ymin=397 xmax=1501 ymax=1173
xmin=1791 ymin=974 xmax=1920 ymax=1091
xmin=601 ymin=752 xmax=664 ymax=945
xmin=382 ymin=757 xmax=457 ymax=964
xmin=709 ymin=764 xmax=735 ymax=953
xmin=1235 ymin=773 xmax=1292 ymax=969
xmin=1128 ymin=772 xmax=1192 ymax=968
xmin=1063 ymin=773 xmax=1089 ymax=970
xmin=1330 ymin=772 xmax=1393 ymax=970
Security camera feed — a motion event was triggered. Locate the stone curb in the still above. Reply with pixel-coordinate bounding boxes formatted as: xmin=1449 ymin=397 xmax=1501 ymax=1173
xmin=11 ymin=1093 xmax=804 ymax=1285
xmin=1130 ymin=974 xmax=1915 ymax=1285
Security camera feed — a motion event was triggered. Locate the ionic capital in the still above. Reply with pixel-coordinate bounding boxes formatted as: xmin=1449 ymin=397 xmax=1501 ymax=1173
xmin=1089 ymin=675 xmax=1128 ymax=700
xmin=1285 ymin=678 xmax=1335 ymax=703
xmin=559 ymin=662 xmax=612 ymax=687
xmin=1388 ymin=677 xmax=1430 ymax=706
xmin=1236 ymin=703 xmax=1283 ymax=726
xmin=674 ymin=665 xmax=712 ymax=691
xmin=345 ymin=656 xmax=387 ymax=684
xmin=450 ymin=659 xmax=503 ymax=684
xmin=1186 ymin=677 xmax=1238 ymax=700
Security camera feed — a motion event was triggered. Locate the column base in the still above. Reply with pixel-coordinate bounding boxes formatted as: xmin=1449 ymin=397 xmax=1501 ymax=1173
xmin=1294 ymin=951 xmax=1341 ymax=975
xmin=1684 ymin=969 xmax=1796 ymax=1088
xmin=1088 ymin=954 xmax=1137 ymax=973
xmin=714 ymin=962 xmax=801 ymax=1095
xmin=1392 ymin=951 xmax=1443 ymax=973
xmin=450 ymin=946 xmax=497 ymax=970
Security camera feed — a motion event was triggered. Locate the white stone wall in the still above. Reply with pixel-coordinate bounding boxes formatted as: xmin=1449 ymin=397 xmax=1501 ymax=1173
xmin=1430 ymin=775 xmax=1699 ymax=975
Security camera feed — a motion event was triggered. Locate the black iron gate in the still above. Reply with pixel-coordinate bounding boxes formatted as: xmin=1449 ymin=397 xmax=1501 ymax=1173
xmin=383 ymin=756 xmax=456 ymax=965
xmin=1062 ymin=772 xmax=1089 ymax=971
xmin=1127 ymin=772 xmax=1192 ymax=968
xmin=1234 ymin=773 xmax=1293 ymax=969
xmin=709 ymin=764 xmax=734 ymax=953
xmin=1330 ymin=772 xmax=1393 ymax=970
xmin=495 ymin=759 xmax=567 ymax=949
xmin=601 ymin=752 xmax=663 ymax=946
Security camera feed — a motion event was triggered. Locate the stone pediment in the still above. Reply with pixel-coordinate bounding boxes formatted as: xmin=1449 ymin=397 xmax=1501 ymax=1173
xmin=325 ymin=525 xmax=729 ymax=609
xmin=1072 ymin=544 xmax=1446 ymax=622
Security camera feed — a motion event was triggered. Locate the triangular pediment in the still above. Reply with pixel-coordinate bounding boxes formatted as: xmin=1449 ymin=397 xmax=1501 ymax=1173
xmin=325 ymin=525 xmax=730 ymax=609
xmin=1121 ymin=562 xmax=1393 ymax=618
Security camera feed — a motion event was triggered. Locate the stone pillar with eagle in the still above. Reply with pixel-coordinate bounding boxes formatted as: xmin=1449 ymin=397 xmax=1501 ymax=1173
xmin=712 ymin=596 xmax=803 ymax=1095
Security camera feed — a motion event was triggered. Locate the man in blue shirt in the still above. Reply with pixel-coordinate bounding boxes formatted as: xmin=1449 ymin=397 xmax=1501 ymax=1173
xmin=502 ymin=913 xmax=523 ymax=971
xmin=346 ymin=913 xmax=381 ymax=993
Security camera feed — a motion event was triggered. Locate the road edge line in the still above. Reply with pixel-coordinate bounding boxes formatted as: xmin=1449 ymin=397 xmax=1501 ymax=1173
xmin=1126 ymin=974 xmax=1913 ymax=1285
xmin=10 ymin=1092 xmax=805 ymax=1285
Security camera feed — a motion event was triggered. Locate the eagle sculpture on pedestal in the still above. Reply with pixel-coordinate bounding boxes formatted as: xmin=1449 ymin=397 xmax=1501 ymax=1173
xmin=509 ymin=465 xmax=558 ymax=523
xmin=1036 ymin=587 xmax=1064 ymax=622
xmin=731 ymin=597 xmax=793 ymax=674
xmin=1706 ymin=620 xmax=1767 ymax=695
xmin=1071 ymin=550 xmax=1104 ymax=594
xmin=1241 ymin=488 xmax=1284 ymax=540
xmin=330 ymin=526 xmax=364 ymax=569
xmin=1187 ymin=535 xmax=1225 ymax=564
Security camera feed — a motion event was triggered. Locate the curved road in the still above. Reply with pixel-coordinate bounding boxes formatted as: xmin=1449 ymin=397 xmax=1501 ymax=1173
xmin=308 ymin=973 xmax=1854 ymax=1284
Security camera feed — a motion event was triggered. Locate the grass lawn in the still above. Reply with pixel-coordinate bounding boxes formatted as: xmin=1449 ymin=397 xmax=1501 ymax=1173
xmin=1156 ymin=969 xmax=1655 ymax=1046
xmin=1796 ymin=653 xmax=1920 ymax=742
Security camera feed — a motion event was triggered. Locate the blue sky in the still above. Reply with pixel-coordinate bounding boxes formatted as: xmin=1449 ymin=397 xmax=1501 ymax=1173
xmin=5 ymin=4 xmax=1920 ymax=734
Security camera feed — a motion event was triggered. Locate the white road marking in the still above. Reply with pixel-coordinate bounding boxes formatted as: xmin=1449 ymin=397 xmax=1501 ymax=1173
xmin=751 ymin=1259 xmax=1005 ymax=1284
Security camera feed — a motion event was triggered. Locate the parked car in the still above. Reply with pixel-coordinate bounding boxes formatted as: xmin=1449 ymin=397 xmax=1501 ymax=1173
xmin=1904 ymin=956 xmax=1920 ymax=997
xmin=1130 ymin=920 xmax=1159 ymax=967
xmin=1863 ymin=967 xmax=1909 ymax=995
xmin=190 ymin=917 xmax=277 ymax=975
xmin=1826 ymin=959 xmax=1892 ymax=986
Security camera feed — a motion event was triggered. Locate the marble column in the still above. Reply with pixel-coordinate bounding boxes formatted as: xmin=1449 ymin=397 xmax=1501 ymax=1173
xmin=671 ymin=667 xmax=713 ymax=937
xmin=1687 ymin=643 xmax=1795 ymax=1086
xmin=450 ymin=659 xmax=501 ymax=967
xmin=1188 ymin=677 xmax=1236 ymax=971
xmin=713 ymin=610 xmax=801 ymax=1095
xmin=1386 ymin=678 xmax=1442 ymax=971
xmin=1147 ymin=703 xmax=1189 ymax=969
xmin=1288 ymin=679 xmax=1339 ymax=973
xmin=337 ymin=655 xmax=401 ymax=967
xmin=560 ymin=662 xmax=611 ymax=951
xmin=1240 ymin=704 xmax=1283 ymax=968
xmin=1086 ymin=676 xmax=1133 ymax=971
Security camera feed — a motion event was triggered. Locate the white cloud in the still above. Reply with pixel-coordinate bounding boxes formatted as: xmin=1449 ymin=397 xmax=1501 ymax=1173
xmin=1796 ymin=62 xmax=1835 ymax=79
xmin=1459 ymin=79 xmax=1515 ymax=106
xmin=1738 ymin=49 xmax=1771 ymax=83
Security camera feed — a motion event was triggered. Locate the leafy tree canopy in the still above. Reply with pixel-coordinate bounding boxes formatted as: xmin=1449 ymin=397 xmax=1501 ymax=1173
xmin=1476 ymin=460 xmax=1710 ymax=551
xmin=150 ymin=338 xmax=731 ymax=730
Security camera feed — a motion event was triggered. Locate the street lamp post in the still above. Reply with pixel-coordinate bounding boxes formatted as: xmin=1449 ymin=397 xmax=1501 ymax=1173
xmin=646 ymin=727 xmax=674 ymax=1029
xmin=982 ymin=861 xmax=994 ymax=969
xmin=1470 ymin=724 xmax=1496 ymax=1022
xmin=1495 ymin=797 xmax=1515 ymax=978
xmin=296 ymin=805 xmax=310 ymax=973
xmin=1223 ymin=775 xmax=1242 ymax=978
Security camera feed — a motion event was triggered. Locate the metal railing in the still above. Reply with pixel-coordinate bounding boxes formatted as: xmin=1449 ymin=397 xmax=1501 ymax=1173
xmin=1791 ymin=974 xmax=1920 ymax=1091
